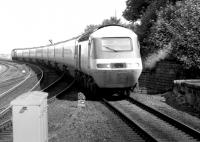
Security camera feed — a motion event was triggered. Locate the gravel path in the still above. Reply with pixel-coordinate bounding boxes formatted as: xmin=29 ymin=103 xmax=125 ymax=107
xmin=48 ymin=88 xmax=143 ymax=142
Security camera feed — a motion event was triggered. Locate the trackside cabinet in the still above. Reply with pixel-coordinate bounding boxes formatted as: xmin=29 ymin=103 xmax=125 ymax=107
xmin=11 ymin=91 xmax=48 ymax=142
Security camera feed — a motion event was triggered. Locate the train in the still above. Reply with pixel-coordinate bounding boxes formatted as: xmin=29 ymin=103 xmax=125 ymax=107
xmin=11 ymin=25 xmax=142 ymax=96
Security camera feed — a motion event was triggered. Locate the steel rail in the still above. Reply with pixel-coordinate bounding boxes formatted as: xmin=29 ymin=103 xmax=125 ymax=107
xmin=0 ymin=78 xmax=26 ymax=87
xmin=0 ymin=63 xmax=9 ymax=77
xmin=126 ymin=96 xmax=200 ymax=141
xmin=47 ymin=78 xmax=75 ymax=103
xmin=28 ymin=64 xmax=44 ymax=91
xmin=0 ymin=64 xmax=44 ymax=139
xmin=42 ymin=72 xmax=65 ymax=92
xmin=0 ymin=62 xmax=20 ymax=82
xmin=0 ymin=72 xmax=31 ymax=98
xmin=0 ymin=77 xmax=75 ymax=141
xmin=0 ymin=63 xmax=43 ymax=118
xmin=0 ymin=67 xmax=74 ymax=138
xmin=101 ymin=97 xmax=157 ymax=142
xmin=0 ymin=119 xmax=12 ymax=131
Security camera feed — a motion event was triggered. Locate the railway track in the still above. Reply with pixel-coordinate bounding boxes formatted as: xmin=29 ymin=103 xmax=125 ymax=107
xmin=102 ymin=93 xmax=200 ymax=142
xmin=0 ymin=65 xmax=43 ymax=142
xmin=0 ymin=63 xmax=25 ymax=95
xmin=0 ymin=71 xmax=31 ymax=100
xmin=0 ymin=63 xmax=9 ymax=77
xmin=126 ymin=96 xmax=200 ymax=141
xmin=0 ymin=63 xmax=42 ymax=111
xmin=101 ymin=95 xmax=156 ymax=142
xmin=0 ymin=65 xmax=75 ymax=142
xmin=2 ymin=60 xmax=199 ymax=141
xmin=0 ymin=63 xmax=43 ymax=122
xmin=0 ymin=62 xmax=26 ymax=85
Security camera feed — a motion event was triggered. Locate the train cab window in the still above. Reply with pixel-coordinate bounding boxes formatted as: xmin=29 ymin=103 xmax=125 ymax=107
xmin=101 ymin=37 xmax=132 ymax=52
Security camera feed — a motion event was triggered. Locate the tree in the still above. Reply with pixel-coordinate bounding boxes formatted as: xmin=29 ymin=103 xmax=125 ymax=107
xmin=136 ymin=0 xmax=168 ymax=37
xmin=101 ymin=17 xmax=122 ymax=26
xmin=123 ymin=0 xmax=153 ymax=22
xmin=83 ymin=17 xmax=124 ymax=35
xmin=123 ymin=0 xmax=181 ymax=37
xmin=147 ymin=0 xmax=200 ymax=69
xmin=84 ymin=24 xmax=99 ymax=34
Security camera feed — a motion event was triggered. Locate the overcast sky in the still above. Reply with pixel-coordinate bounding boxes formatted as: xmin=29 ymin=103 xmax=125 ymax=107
xmin=0 ymin=0 xmax=127 ymax=54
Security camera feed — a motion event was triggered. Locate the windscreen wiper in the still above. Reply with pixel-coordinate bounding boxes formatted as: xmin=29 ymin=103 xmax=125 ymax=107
xmin=103 ymin=46 xmax=118 ymax=52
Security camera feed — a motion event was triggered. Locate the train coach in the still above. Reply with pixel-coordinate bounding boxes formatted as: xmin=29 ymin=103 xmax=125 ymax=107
xmin=11 ymin=25 xmax=142 ymax=96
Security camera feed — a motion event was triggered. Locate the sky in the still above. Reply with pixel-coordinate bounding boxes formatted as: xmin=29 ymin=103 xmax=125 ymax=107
xmin=0 ymin=0 xmax=128 ymax=54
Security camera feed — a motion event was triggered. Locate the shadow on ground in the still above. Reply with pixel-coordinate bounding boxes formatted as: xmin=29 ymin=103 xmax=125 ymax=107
xmin=56 ymin=84 xmax=126 ymax=102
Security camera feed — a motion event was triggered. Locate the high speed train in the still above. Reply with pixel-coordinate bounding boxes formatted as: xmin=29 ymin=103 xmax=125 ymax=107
xmin=11 ymin=25 xmax=142 ymax=96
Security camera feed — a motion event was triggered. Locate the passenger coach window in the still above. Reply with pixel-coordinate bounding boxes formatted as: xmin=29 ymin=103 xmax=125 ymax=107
xmin=101 ymin=37 xmax=132 ymax=52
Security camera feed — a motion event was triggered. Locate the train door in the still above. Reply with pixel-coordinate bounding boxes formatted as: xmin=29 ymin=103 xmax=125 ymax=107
xmin=13 ymin=50 xmax=16 ymax=59
xmin=75 ymin=44 xmax=81 ymax=70
xmin=78 ymin=45 xmax=81 ymax=70
xmin=88 ymin=40 xmax=91 ymax=69
xmin=53 ymin=46 xmax=55 ymax=62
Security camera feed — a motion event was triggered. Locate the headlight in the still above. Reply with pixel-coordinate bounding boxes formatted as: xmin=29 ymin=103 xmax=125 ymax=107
xmin=97 ymin=63 xmax=111 ymax=68
xmin=126 ymin=63 xmax=140 ymax=68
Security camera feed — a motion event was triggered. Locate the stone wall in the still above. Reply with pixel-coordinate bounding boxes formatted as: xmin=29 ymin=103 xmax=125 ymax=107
xmin=173 ymin=80 xmax=200 ymax=112
xmin=136 ymin=58 xmax=200 ymax=112
xmin=138 ymin=59 xmax=180 ymax=94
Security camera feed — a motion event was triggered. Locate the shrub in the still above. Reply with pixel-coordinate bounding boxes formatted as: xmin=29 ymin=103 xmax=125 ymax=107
xmin=146 ymin=0 xmax=200 ymax=69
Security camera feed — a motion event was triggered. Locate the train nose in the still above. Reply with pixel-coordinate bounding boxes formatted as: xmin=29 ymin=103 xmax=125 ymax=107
xmin=92 ymin=69 xmax=142 ymax=88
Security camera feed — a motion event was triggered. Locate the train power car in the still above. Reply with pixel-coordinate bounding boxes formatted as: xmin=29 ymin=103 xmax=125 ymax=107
xmin=12 ymin=25 xmax=142 ymax=96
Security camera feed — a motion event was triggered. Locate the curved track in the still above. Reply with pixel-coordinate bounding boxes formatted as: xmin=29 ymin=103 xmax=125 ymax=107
xmin=0 ymin=61 xmax=32 ymax=110
xmin=102 ymin=93 xmax=200 ymax=142
xmin=0 ymin=63 xmax=43 ymax=131
xmin=0 ymin=63 xmax=43 ymax=111
xmin=0 ymin=62 xmax=25 ymax=86
xmin=0 ymin=62 xmax=43 ymax=142
xmin=0 ymin=63 xmax=9 ymax=76
xmin=0 ymin=65 xmax=75 ymax=142
xmin=0 ymin=70 xmax=31 ymax=99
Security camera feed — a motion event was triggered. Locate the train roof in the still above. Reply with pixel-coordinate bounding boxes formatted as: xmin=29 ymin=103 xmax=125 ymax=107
xmin=12 ymin=25 xmax=135 ymax=51
xmin=12 ymin=35 xmax=79 ymax=51
xmin=78 ymin=24 xmax=135 ymax=42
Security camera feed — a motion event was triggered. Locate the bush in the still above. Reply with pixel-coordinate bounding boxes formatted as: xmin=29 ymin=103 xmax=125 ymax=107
xmin=145 ymin=0 xmax=200 ymax=69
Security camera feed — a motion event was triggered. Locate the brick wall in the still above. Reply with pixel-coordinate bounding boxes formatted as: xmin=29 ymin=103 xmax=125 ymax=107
xmin=138 ymin=59 xmax=180 ymax=94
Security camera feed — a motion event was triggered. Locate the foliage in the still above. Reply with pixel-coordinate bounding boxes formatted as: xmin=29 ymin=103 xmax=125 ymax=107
xmin=123 ymin=0 xmax=180 ymax=22
xmin=123 ymin=0 xmax=181 ymax=38
xmin=84 ymin=24 xmax=100 ymax=34
xmin=102 ymin=17 xmax=122 ymax=26
xmin=136 ymin=0 xmax=168 ymax=37
xmin=146 ymin=0 xmax=200 ymax=69
xmin=123 ymin=0 xmax=153 ymax=22
xmin=84 ymin=17 xmax=124 ymax=34
xmin=123 ymin=0 xmax=200 ymax=71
